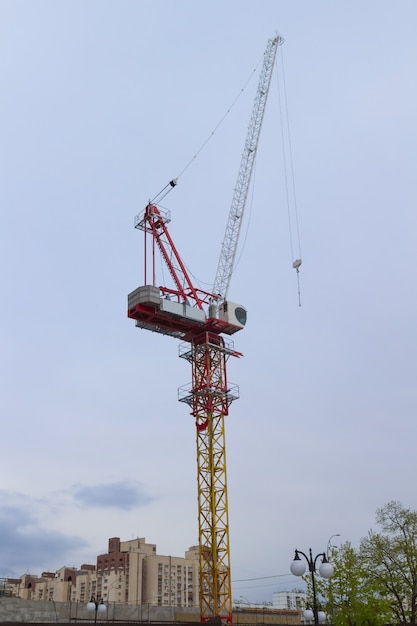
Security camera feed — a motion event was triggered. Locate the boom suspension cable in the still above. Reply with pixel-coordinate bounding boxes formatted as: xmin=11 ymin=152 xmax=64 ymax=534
xmin=149 ymin=51 xmax=268 ymax=206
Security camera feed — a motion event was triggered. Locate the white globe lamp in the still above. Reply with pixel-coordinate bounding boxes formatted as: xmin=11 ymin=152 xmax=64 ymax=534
xmin=319 ymin=560 xmax=334 ymax=579
xmin=86 ymin=597 xmax=106 ymax=623
xmin=290 ymin=554 xmax=307 ymax=577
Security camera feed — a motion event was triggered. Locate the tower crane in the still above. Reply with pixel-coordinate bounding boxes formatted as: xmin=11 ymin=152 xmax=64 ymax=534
xmin=128 ymin=35 xmax=282 ymax=625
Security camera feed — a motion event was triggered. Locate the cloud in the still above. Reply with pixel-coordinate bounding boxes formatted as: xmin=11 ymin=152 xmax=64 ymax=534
xmin=0 ymin=481 xmax=154 ymax=577
xmin=72 ymin=481 xmax=155 ymax=510
xmin=0 ymin=492 xmax=86 ymax=577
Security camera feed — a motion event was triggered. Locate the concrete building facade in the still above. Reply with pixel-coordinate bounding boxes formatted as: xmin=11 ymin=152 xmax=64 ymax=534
xmin=7 ymin=536 xmax=200 ymax=608
xmin=272 ymin=590 xmax=307 ymax=611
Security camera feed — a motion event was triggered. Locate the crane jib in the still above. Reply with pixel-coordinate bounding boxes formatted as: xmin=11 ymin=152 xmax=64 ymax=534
xmin=212 ymin=35 xmax=282 ymax=303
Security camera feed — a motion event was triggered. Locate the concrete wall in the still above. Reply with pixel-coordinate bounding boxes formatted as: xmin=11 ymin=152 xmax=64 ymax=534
xmin=0 ymin=597 xmax=188 ymax=623
xmin=0 ymin=597 xmax=300 ymax=624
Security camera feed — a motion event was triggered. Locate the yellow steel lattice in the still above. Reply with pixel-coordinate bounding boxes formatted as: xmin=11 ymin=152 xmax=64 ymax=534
xmin=192 ymin=336 xmax=233 ymax=625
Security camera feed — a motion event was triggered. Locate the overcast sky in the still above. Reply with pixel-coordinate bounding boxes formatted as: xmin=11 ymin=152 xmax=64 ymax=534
xmin=0 ymin=0 xmax=416 ymax=604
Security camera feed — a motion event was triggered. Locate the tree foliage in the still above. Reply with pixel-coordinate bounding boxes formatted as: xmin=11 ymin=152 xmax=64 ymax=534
xmin=320 ymin=541 xmax=391 ymax=626
xmin=317 ymin=502 xmax=417 ymax=625
xmin=360 ymin=500 xmax=417 ymax=625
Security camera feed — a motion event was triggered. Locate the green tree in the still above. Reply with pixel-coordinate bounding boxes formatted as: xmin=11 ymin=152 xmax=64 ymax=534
xmin=360 ymin=500 xmax=417 ymax=625
xmin=316 ymin=542 xmax=391 ymax=626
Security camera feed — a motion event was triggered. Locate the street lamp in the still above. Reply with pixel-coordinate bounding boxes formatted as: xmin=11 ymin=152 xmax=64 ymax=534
xmin=86 ymin=596 xmax=107 ymax=623
xmin=290 ymin=548 xmax=334 ymax=625
xmin=326 ymin=534 xmax=340 ymax=560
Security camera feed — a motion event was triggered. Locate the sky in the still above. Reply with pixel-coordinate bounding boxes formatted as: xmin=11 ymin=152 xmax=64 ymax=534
xmin=0 ymin=0 xmax=416 ymax=605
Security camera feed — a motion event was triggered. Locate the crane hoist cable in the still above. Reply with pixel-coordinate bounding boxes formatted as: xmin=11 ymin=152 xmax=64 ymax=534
xmin=276 ymin=45 xmax=303 ymax=305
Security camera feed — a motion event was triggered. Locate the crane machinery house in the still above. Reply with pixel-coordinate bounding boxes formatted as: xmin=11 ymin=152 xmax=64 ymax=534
xmin=127 ymin=284 xmax=246 ymax=339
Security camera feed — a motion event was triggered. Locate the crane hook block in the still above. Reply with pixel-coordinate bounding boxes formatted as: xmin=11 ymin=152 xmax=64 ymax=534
xmin=292 ymin=259 xmax=302 ymax=270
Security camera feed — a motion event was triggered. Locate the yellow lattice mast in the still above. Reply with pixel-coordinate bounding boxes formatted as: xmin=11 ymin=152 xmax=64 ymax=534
xmin=179 ymin=333 xmax=241 ymax=624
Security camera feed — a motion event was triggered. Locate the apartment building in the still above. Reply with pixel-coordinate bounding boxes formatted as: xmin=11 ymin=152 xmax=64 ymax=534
xmin=272 ymin=590 xmax=307 ymax=611
xmin=8 ymin=537 xmax=200 ymax=608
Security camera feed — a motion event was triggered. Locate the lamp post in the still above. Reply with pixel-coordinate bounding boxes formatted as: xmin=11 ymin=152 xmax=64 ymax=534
xmin=326 ymin=534 xmax=340 ymax=560
xmin=290 ymin=548 xmax=334 ymax=625
xmin=86 ymin=596 xmax=107 ymax=623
